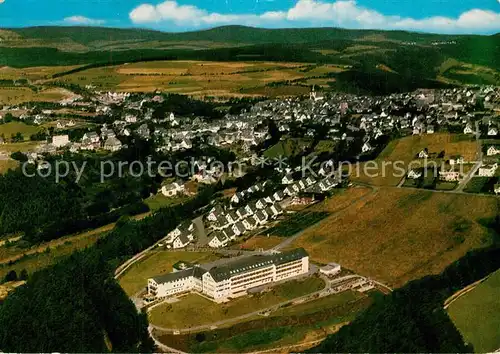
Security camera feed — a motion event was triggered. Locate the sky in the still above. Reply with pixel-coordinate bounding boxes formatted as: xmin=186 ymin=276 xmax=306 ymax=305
xmin=0 ymin=0 xmax=499 ymax=34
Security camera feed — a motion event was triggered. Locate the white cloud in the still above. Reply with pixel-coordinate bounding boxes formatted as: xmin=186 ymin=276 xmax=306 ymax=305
xmin=63 ymin=15 xmax=106 ymax=25
xmin=128 ymin=0 xmax=500 ymax=34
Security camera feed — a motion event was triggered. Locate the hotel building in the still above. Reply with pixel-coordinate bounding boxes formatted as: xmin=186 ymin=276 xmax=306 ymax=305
xmin=147 ymin=248 xmax=309 ymax=302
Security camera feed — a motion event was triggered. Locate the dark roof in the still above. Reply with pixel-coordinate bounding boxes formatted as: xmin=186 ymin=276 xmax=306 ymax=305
xmin=151 ymin=268 xmax=193 ymax=284
xmin=208 ymin=248 xmax=308 ymax=282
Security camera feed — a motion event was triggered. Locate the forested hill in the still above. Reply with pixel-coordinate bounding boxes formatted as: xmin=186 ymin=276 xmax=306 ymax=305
xmin=2 ymin=25 xmax=498 ymax=49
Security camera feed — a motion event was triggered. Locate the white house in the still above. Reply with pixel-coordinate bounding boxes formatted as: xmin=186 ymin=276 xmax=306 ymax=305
xmin=320 ymin=263 xmax=341 ymax=276
xmin=478 ymin=163 xmax=498 ymax=177
xmin=418 ymin=149 xmax=429 ymax=159
xmin=494 ymin=184 xmax=500 ymax=195
xmin=161 ymin=182 xmax=185 ymax=197
xmin=362 ymin=142 xmax=373 ymax=153
xmin=486 ymin=146 xmax=500 ymax=156
xmin=282 ymin=174 xmax=294 ymax=185
xmin=439 ymin=171 xmax=460 ymax=182
xmin=488 ymin=126 xmax=498 ymax=136
xmin=208 ymin=232 xmax=229 ymax=248
xmin=464 ymin=123 xmax=474 ymax=134
xmin=407 ymin=169 xmax=422 ymax=179
xmin=52 ymin=135 xmax=70 ymax=148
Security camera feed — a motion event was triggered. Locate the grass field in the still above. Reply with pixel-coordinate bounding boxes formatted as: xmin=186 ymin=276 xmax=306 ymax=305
xmin=290 ymin=188 xmax=498 ymax=287
xmin=265 ymin=212 xmax=330 ymax=237
xmin=0 ymin=122 xmax=42 ymax=140
xmin=0 ymin=86 xmax=76 ymax=105
xmin=351 ymin=134 xmax=478 ymax=186
xmin=447 ymin=269 xmax=500 ymax=352
xmin=236 ymin=235 xmax=284 ymax=251
xmin=118 ymin=250 xmax=222 ymax=296
xmin=144 ymin=193 xmax=189 ymax=211
xmin=148 ymin=277 xmax=325 ymax=329
xmin=54 ymin=60 xmax=346 ymax=98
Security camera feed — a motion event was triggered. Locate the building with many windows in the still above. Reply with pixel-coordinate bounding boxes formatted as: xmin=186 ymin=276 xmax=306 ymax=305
xmin=147 ymin=248 xmax=309 ymax=302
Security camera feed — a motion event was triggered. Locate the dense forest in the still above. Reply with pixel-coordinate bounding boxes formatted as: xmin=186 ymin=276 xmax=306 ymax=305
xmin=0 ymin=182 xmax=219 ymax=352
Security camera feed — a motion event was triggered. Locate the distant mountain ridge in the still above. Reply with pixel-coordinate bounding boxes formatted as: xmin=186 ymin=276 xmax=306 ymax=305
xmin=2 ymin=25 xmax=497 ymax=47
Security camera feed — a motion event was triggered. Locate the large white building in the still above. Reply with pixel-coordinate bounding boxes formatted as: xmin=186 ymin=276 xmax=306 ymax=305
xmin=147 ymin=248 xmax=309 ymax=303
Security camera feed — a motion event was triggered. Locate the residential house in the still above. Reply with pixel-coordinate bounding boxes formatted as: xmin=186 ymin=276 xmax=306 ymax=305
xmin=208 ymin=232 xmax=229 ymax=248
xmin=103 ymin=136 xmax=122 ymax=151
xmin=488 ymin=126 xmax=498 ymax=136
xmin=242 ymin=217 xmax=257 ymax=231
xmin=494 ymin=184 xmax=500 ymax=195
xmin=439 ymin=171 xmax=460 ymax=182
xmin=282 ymin=174 xmax=294 ymax=185
xmin=464 ymin=122 xmax=474 ymax=134
xmin=362 ymin=142 xmax=373 ymax=153
xmin=52 ymin=135 xmax=70 ymax=148
xmin=161 ymin=182 xmax=185 ymax=197
xmin=407 ymin=169 xmax=422 ymax=179
xmin=253 ymin=210 xmax=269 ymax=225
xmin=487 ymin=146 xmax=500 ymax=156
xmin=207 ymin=205 xmax=224 ymax=222
xmin=478 ymin=163 xmax=498 ymax=177
xmin=418 ymin=148 xmax=429 ymax=159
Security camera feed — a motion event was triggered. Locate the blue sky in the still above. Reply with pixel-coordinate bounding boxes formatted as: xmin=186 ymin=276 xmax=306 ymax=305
xmin=0 ymin=0 xmax=499 ymax=34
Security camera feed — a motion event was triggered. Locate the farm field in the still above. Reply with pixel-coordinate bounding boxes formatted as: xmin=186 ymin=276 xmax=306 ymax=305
xmin=447 ymin=269 xmax=500 ymax=353
xmin=290 ymin=187 xmax=498 ymax=287
xmin=0 ymin=86 xmax=76 ymax=105
xmin=351 ymin=134 xmax=478 ymax=186
xmin=118 ymin=250 xmax=222 ymax=296
xmin=0 ymin=122 xmax=42 ymax=139
xmin=265 ymin=211 xmax=330 ymax=237
xmin=0 ymin=65 xmax=83 ymax=81
xmin=148 ymin=277 xmax=325 ymax=329
xmin=54 ymin=60 xmax=347 ymax=98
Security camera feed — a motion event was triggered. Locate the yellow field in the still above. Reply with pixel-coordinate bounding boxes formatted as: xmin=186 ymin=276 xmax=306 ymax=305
xmin=0 ymin=65 xmax=82 ymax=81
xmin=290 ymin=188 xmax=498 ymax=287
xmin=55 ymin=60 xmax=347 ymax=98
xmin=118 ymin=250 xmax=222 ymax=296
xmin=0 ymin=86 xmax=76 ymax=105
xmin=351 ymin=134 xmax=478 ymax=186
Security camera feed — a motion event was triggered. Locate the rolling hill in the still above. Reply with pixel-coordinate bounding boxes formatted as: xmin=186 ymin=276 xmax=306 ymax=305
xmin=0 ymin=25 xmax=498 ymax=93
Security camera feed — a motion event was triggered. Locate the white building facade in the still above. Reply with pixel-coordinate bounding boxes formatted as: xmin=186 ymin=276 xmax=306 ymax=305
xmin=148 ymin=248 xmax=309 ymax=302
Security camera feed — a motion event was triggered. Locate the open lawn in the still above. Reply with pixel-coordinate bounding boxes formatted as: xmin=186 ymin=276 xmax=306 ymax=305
xmin=0 ymin=122 xmax=41 ymax=140
xmin=447 ymin=269 xmax=500 ymax=353
xmin=236 ymin=235 xmax=284 ymax=251
xmin=290 ymin=188 xmax=498 ymax=287
xmin=148 ymin=276 xmax=325 ymax=329
xmin=266 ymin=212 xmax=330 ymax=237
xmin=351 ymin=134 xmax=478 ymax=186
xmin=118 ymin=250 xmax=222 ymax=296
